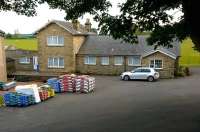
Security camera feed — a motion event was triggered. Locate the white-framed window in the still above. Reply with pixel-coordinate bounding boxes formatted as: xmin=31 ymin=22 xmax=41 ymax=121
xmin=48 ymin=57 xmax=64 ymax=68
xmin=114 ymin=56 xmax=124 ymax=65
xmin=149 ymin=59 xmax=163 ymax=69
xmin=128 ymin=56 xmax=141 ymax=66
xmin=84 ymin=56 xmax=96 ymax=65
xmin=101 ymin=57 xmax=109 ymax=65
xmin=47 ymin=36 xmax=64 ymax=46
xmin=19 ymin=57 xmax=30 ymax=64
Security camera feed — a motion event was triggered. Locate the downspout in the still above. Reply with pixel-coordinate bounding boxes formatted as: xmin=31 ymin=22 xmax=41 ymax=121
xmin=124 ymin=56 xmax=127 ymax=72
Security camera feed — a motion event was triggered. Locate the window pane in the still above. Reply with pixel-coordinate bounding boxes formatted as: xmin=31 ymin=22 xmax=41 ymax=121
xmin=48 ymin=58 xmax=53 ymax=67
xmin=128 ymin=56 xmax=140 ymax=65
xmin=58 ymin=36 xmax=64 ymax=45
xmin=89 ymin=57 xmax=96 ymax=64
xmin=19 ymin=57 xmax=30 ymax=64
xmin=54 ymin=58 xmax=59 ymax=67
xmin=155 ymin=60 xmax=162 ymax=68
xmin=52 ymin=36 xmax=57 ymax=44
xmin=133 ymin=56 xmax=140 ymax=65
xmin=128 ymin=57 xmax=133 ymax=65
xmin=84 ymin=56 xmax=89 ymax=64
xmin=59 ymin=58 xmax=64 ymax=67
xmin=27 ymin=58 xmax=30 ymax=63
xmin=47 ymin=36 xmax=52 ymax=45
xmin=150 ymin=60 xmax=154 ymax=68
xmin=101 ymin=57 xmax=109 ymax=65
xmin=114 ymin=56 xmax=123 ymax=65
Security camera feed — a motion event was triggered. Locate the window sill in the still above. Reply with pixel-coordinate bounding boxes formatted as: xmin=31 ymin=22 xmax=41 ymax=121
xmin=128 ymin=64 xmax=141 ymax=66
xmin=114 ymin=64 xmax=123 ymax=66
xmin=48 ymin=67 xmax=65 ymax=69
xmin=85 ymin=64 xmax=96 ymax=65
xmin=47 ymin=45 xmax=64 ymax=47
xmin=19 ymin=63 xmax=31 ymax=65
xmin=101 ymin=64 xmax=109 ymax=66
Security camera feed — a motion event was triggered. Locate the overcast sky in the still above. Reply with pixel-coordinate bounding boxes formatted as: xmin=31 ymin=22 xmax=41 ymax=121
xmin=0 ymin=0 xmax=182 ymax=34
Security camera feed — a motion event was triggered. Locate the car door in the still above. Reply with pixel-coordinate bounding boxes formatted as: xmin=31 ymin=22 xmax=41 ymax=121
xmin=132 ymin=69 xmax=142 ymax=79
xmin=140 ymin=69 xmax=151 ymax=79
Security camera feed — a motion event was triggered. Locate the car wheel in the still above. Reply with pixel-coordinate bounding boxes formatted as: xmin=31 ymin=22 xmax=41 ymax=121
xmin=123 ymin=75 xmax=130 ymax=81
xmin=147 ymin=76 xmax=154 ymax=82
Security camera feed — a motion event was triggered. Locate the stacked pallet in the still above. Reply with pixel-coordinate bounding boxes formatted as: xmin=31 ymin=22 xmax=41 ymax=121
xmin=47 ymin=75 xmax=95 ymax=94
xmin=2 ymin=81 xmax=16 ymax=91
xmin=0 ymin=82 xmax=4 ymax=90
xmin=59 ymin=74 xmax=76 ymax=92
xmin=38 ymin=85 xmax=55 ymax=101
xmin=15 ymin=85 xmax=41 ymax=103
xmin=39 ymin=85 xmax=55 ymax=97
xmin=3 ymin=92 xmax=35 ymax=107
xmin=47 ymin=78 xmax=61 ymax=93
xmin=0 ymin=94 xmax=4 ymax=107
xmin=39 ymin=89 xmax=48 ymax=101
xmin=75 ymin=76 xmax=95 ymax=93
xmin=0 ymin=81 xmax=16 ymax=91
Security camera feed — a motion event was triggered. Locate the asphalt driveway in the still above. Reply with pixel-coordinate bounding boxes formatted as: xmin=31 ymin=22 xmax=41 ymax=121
xmin=1 ymin=68 xmax=200 ymax=132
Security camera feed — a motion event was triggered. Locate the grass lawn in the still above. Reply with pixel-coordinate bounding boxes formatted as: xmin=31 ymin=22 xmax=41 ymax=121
xmin=179 ymin=38 xmax=200 ymax=67
xmin=4 ymin=38 xmax=38 ymax=51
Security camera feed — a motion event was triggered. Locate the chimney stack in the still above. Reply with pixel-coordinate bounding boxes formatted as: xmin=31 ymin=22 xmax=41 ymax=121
xmin=85 ymin=18 xmax=92 ymax=32
xmin=72 ymin=19 xmax=80 ymax=31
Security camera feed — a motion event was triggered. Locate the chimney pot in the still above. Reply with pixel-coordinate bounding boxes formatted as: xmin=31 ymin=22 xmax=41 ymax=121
xmin=85 ymin=18 xmax=92 ymax=32
xmin=72 ymin=19 xmax=80 ymax=31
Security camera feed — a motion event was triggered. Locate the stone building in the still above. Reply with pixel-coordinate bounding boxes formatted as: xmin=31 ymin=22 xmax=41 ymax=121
xmin=6 ymin=20 xmax=180 ymax=79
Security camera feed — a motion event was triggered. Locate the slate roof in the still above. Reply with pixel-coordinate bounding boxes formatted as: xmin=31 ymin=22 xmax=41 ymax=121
xmin=78 ymin=35 xmax=180 ymax=58
xmin=34 ymin=20 xmax=95 ymax=35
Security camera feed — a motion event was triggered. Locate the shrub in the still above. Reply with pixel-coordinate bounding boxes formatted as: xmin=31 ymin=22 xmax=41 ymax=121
xmin=184 ymin=67 xmax=190 ymax=76
xmin=175 ymin=66 xmax=190 ymax=77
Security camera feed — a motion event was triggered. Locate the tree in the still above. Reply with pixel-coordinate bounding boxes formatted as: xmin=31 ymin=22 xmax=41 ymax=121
xmin=5 ymin=33 xmax=12 ymax=39
xmin=0 ymin=0 xmax=199 ymax=50
xmin=44 ymin=0 xmax=199 ymax=51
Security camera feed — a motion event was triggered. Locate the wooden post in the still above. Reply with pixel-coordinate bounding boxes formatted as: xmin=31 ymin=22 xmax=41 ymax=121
xmin=0 ymin=30 xmax=7 ymax=82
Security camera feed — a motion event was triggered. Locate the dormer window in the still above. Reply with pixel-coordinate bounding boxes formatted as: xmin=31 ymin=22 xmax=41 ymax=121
xmin=47 ymin=36 xmax=64 ymax=46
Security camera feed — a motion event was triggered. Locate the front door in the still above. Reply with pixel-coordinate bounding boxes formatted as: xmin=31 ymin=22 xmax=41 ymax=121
xmin=33 ymin=56 xmax=38 ymax=71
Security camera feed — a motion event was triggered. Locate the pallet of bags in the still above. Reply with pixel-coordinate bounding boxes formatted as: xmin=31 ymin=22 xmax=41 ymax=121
xmin=3 ymin=92 xmax=18 ymax=106
xmin=75 ymin=75 xmax=95 ymax=93
xmin=38 ymin=89 xmax=48 ymax=101
xmin=0 ymin=94 xmax=5 ymax=107
xmin=2 ymin=81 xmax=16 ymax=91
xmin=15 ymin=84 xmax=41 ymax=103
xmin=47 ymin=78 xmax=61 ymax=93
xmin=3 ymin=92 xmax=35 ymax=107
xmin=38 ymin=85 xmax=55 ymax=101
xmin=39 ymin=85 xmax=55 ymax=97
xmin=16 ymin=93 xmax=35 ymax=106
xmin=59 ymin=74 xmax=76 ymax=92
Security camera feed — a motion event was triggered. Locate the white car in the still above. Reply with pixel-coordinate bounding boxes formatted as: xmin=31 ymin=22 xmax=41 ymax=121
xmin=120 ymin=67 xmax=159 ymax=82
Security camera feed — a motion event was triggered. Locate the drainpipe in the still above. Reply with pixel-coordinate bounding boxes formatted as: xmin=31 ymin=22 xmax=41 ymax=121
xmin=124 ymin=56 xmax=127 ymax=72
